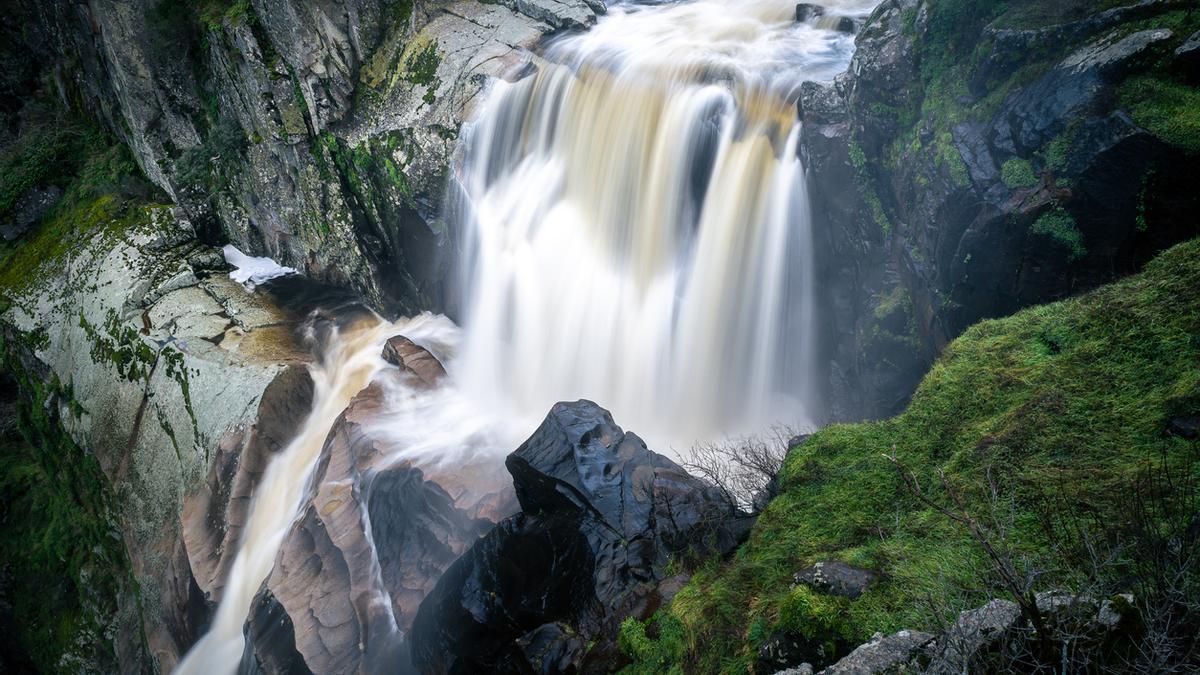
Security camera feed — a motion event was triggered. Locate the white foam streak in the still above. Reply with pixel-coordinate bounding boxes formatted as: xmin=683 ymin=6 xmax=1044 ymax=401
xmin=175 ymin=318 xmax=394 ymax=675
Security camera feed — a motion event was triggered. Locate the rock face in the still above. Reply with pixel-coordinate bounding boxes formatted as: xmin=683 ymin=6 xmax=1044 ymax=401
xmin=0 ymin=202 xmax=311 ymax=671
xmin=924 ymin=599 xmax=1023 ymax=674
xmin=794 ymin=561 xmax=876 ymax=599
xmin=411 ymin=400 xmax=744 ymax=674
xmin=13 ymin=0 xmax=599 ymax=316
xmin=239 ymin=359 xmax=516 ymax=674
xmin=818 ymin=629 xmax=934 ymax=674
xmin=803 ymin=0 xmax=1200 ymax=422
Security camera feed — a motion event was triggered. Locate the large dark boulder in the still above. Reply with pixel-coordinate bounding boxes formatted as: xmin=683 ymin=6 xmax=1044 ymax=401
xmin=410 ymin=400 xmax=744 ymax=674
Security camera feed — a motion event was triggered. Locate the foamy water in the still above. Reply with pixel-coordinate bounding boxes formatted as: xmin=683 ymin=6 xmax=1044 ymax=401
xmin=176 ymin=1 xmax=877 ymax=671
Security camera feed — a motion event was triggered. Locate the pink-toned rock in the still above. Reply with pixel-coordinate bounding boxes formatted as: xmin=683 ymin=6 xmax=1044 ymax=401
xmin=382 ymin=335 xmax=446 ymax=388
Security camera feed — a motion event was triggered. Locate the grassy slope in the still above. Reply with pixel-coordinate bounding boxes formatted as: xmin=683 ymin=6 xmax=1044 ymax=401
xmin=623 ymin=236 xmax=1200 ymax=673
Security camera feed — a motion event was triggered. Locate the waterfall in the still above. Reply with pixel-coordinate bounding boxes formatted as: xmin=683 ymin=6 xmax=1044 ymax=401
xmin=451 ymin=0 xmax=865 ymax=446
xmin=175 ymin=317 xmax=394 ymax=675
xmin=175 ymin=2 xmax=873 ymax=671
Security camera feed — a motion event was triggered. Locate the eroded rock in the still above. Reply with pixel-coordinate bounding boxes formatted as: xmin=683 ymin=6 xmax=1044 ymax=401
xmin=382 ymin=335 xmax=446 ymax=388
xmin=411 ymin=400 xmax=743 ymax=674
xmin=819 ymin=630 xmax=933 ymax=674
xmin=924 ymin=599 xmax=1022 ymax=674
xmin=239 ymin=375 xmax=514 ymax=674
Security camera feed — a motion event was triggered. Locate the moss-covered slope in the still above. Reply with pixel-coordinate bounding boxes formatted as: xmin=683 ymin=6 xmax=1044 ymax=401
xmin=814 ymin=0 xmax=1200 ymax=421
xmin=624 ymin=237 xmax=1200 ymax=673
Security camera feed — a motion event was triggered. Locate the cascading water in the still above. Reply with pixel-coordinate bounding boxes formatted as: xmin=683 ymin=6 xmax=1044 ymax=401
xmin=451 ymin=0 xmax=872 ymax=446
xmin=175 ymin=316 xmax=396 ymax=674
xmin=176 ymin=1 xmax=874 ymax=671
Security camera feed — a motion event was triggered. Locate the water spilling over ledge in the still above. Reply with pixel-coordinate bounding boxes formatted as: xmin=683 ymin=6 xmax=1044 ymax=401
xmin=452 ymin=0 xmax=874 ymax=446
xmin=174 ymin=1 xmax=876 ymax=671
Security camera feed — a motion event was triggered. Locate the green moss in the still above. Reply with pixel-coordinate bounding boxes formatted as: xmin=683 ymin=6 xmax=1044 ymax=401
xmin=848 ymin=139 xmax=867 ymax=171
xmin=1000 ymin=157 xmax=1038 ymax=189
xmin=402 ymin=41 xmax=442 ymax=104
xmin=1030 ymin=207 xmax=1086 ymax=261
xmin=1119 ymin=75 xmax=1200 ymax=155
xmin=848 ymin=138 xmax=892 ymax=237
xmin=196 ymin=0 xmax=253 ymax=30
xmin=935 ymin=133 xmax=970 ymax=188
xmin=1042 ymin=119 xmax=1082 ymax=173
xmin=0 ymin=347 xmax=131 ymax=671
xmin=78 ymin=309 xmax=157 ymax=384
xmin=629 ymin=238 xmax=1200 ymax=672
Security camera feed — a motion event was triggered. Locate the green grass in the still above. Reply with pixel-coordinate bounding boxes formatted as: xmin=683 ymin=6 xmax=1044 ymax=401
xmin=1031 ymin=207 xmax=1087 ymax=261
xmin=1120 ymin=75 xmax=1200 ymax=155
xmin=622 ymin=237 xmax=1200 ymax=673
xmin=1001 ymin=158 xmax=1038 ymax=189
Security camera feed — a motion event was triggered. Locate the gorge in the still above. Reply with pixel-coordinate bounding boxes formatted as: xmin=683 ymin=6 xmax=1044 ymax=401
xmin=0 ymin=0 xmax=1198 ymax=673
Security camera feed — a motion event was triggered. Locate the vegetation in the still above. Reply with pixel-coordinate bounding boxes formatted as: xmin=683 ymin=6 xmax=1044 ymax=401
xmin=885 ymin=0 xmax=1200 ymax=195
xmin=0 ymin=103 xmax=158 ymax=300
xmin=1000 ymin=158 xmax=1038 ymax=190
xmin=1119 ymin=75 xmax=1200 ymax=155
xmin=621 ymin=237 xmax=1200 ymax=672
xmin=1030 ymin=207 xmax=1087 ymax=262
xmin=0 ymin=103 xmax=109 ymax=224
xmin=0 ymin=354 xmax=130 ymax=672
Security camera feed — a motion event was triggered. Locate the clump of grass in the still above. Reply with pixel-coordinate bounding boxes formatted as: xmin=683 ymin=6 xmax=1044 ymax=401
xmin=622 ymin=237 xmax=1200 ymax=672
xmin=1001 ymin=158 xmax=1038 ymax=189
xmin=1030 ymin=207 xmax=1086 ymax=261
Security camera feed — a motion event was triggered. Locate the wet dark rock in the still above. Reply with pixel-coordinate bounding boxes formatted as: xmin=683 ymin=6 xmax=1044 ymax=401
xmin=239 ymin=588 xmax=314 ymax=675
xmin=0 ymin=185 xmax=62 ymax=241
xmin=382 ymin=335 xmax=447 ymax=389
xmin=411 ymin=400 xmax=742 ymax=674
xmin=1001 ymin=29 xmax=1173 ymax=155
xmin=1166 ymin=416 xmax=1200 ymax=439
xmin=1175 ymin=30 xmax=1200 ymax=80
xmin=516 ymin=623 xmax=587 ymax=675
xmin=796 ymin=4 xmax=825 ymax=23
xmin=827 ymin=17 xmax=857 ymax=34
xmin=794 ymin=561 xmax=876 ymax=599
xmin=818 ymin=630 xmax=933 ymax=674
xmin=758 ymin=629 xmax=845 ymax=674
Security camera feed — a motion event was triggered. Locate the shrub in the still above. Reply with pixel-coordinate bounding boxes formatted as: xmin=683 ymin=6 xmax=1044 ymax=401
xmin=1001 ymin=158 xmax=1038 ymax=189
